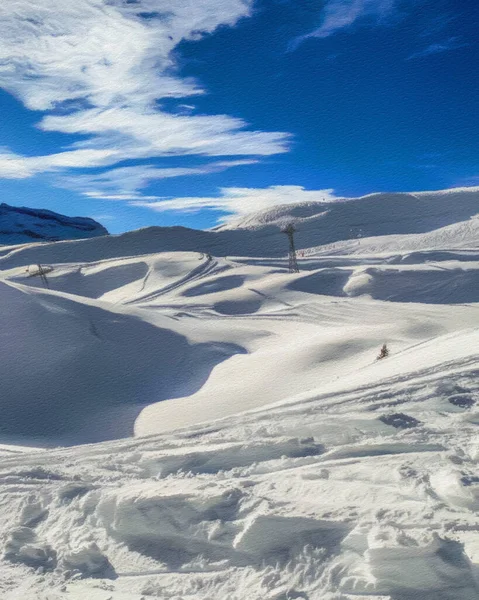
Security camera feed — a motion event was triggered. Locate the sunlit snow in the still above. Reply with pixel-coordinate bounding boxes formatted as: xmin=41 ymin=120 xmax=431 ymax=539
xmin=1 ymin=188 xmax=479 ymax=599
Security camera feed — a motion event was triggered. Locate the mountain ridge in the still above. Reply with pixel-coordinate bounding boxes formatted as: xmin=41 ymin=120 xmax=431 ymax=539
xmin=0 ymin=187 xmax=478 ymax=269
xmin=0 ymin=202 xmax=108 ymax=245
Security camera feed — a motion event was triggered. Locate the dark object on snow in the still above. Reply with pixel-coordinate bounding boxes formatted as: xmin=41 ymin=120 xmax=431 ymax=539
xmin=379 ymin=413 xmax=420 ymax=429
xmin=461 ymin=475 xmax=479 ymax=487
xmin=377 ymin=343 xmax=389 ymax=360
xmin=281 ymin=223 xmax=300 ymax=274
xmin=448 ymin=394 xmax=476 ymax=409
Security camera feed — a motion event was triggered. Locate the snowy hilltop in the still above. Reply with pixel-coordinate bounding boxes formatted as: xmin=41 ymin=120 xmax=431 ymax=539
xmin=1 ymin=187 xmax=478 ymax=266
xmin=0 ymin=203 xmax=108 ymax=245
xmin=1 ymin=186 xmax=479 ymax=599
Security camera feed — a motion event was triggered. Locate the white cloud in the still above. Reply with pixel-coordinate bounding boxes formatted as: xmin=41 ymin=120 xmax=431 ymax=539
xmin=291 ymin=0 xmax=398 ymax=48
xmin=0 ymin=148 xmax=118 ymax=178
xmin=40 ymin=107 xmax=288 ymax=159
xmin=134 ymin=185 xmax=337 ymax=223
xmin=59 ymin=159 xmax=258 ymax=199
xmin=0 ymin=151 xmax=32 ymax=179
xmin=0 ymin=0 xmax=289 ymax=187
xmin=0 ymin=1 xmax=249 ymax=111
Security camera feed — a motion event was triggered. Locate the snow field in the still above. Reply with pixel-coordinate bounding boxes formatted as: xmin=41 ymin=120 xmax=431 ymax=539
xmin=1 ymin=187 xmax=479 ymax=597
xmin=2 ymin=346 xmax=479 ymax=599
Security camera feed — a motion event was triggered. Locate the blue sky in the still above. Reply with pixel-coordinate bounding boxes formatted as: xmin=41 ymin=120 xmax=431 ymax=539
xmin=0 ymin=0 xmax=478 ymax=233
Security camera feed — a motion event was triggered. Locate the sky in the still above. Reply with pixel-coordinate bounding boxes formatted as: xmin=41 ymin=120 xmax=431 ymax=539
xmin=0 ymin=0 xmax=478 ymax=233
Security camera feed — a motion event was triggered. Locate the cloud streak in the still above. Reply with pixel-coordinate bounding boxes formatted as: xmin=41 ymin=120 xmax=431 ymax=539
xmin=134 ymin=185 xmax=338 ymax=223
xmin=0 ymin=148 xmax=118 ymax=178
xmin=290 ymin=0 xmax=398 ymax=49
xmin=407 ymin=37 xmax=469 ymax=60
xmin=59 ymin=160 xmax=259 ymax=200
xmin=0 ymin=1 xmax=290 ymax=194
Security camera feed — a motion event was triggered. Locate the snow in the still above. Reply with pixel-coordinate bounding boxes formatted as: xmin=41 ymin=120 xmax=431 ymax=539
xmin=0 ymin=203 xmax=108 ymax=245
xmin=1 ymin=186 xmax=479 ymax=598
xmin=1 ymin=186 xmax=478 ymax=268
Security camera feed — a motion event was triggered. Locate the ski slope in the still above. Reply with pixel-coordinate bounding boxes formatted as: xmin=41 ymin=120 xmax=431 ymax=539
xmin=1 ymin=187 xmax=478 ymax=267
xmin=1 ymin=186 xmax=479 ymax=598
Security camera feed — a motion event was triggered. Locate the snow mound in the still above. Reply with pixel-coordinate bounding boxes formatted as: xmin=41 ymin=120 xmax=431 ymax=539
xmin=4 ymin=526 xmax=57 ymax=569
xmin=290 ymin=261 xmax=479 ymax=304
xmin=61 ymin=543 xmax=114 ymax=579
xmin=0 ymin=276 xmax=244 ymax=445
xmin=340 ymin=527 xmax=478 ymax=599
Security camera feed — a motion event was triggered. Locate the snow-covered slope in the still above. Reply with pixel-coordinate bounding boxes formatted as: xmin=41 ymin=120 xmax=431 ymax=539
xmin=0 ymin=266 xmax=242 ymax=446
xmin=1 ymin=187 xmax=479 ymax=598
xmin=2 ymin=322 xmax=479 ymax=599
xmin=0 ymin=203 xmax=108 ymax=245
xmin=0 ymin=187 xmax=478 ymax=267
xmin=219 ymin=186 xmax=479 ymax=233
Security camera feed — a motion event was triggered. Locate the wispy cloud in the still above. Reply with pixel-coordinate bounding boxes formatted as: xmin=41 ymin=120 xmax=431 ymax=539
xmin=134 ymin=185 xmax=338 ymax=223
xmin=59 ymin=159 xmax=258 ymax=200
xmin=0 ymin=1 xmax=289 ymax=191
xmin=407 ymin=36 xmax=469 ymax=59
xmin=0 ymin=148 xmax=118 ymax=178
xmin=40 ymin=108 xmax=289 ymax=159
xmin=290 ymin=0 xmax=399 ymax=49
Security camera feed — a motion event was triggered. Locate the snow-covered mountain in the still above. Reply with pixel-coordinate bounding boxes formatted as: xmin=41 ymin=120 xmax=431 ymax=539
xmin=1 ymin=186 xmax=479 ymax=599
xmin=219 ymin=185 xmax=479 ymax=233
xmin=0 ymin=187 xmax=477 ymax=268
xmin=0 ymin=203 xmax=108 ymax=245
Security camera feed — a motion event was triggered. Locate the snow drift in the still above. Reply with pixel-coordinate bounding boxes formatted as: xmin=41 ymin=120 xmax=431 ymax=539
xmin=0 ymin=272 xmax=244 ymax=445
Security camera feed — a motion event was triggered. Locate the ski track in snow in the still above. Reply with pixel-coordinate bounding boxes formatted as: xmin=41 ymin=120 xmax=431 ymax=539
xmin=1 ymin=193 xmax=479 ymax=598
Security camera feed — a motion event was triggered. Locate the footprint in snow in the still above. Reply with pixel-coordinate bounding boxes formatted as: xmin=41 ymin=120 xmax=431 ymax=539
xmin=379 ymin=413 xmax=421 ymax=429
xmin=460 ymin=475 xmax=479 ymax=487
xmin=448 ymin=394 xmax=475 ymax=409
